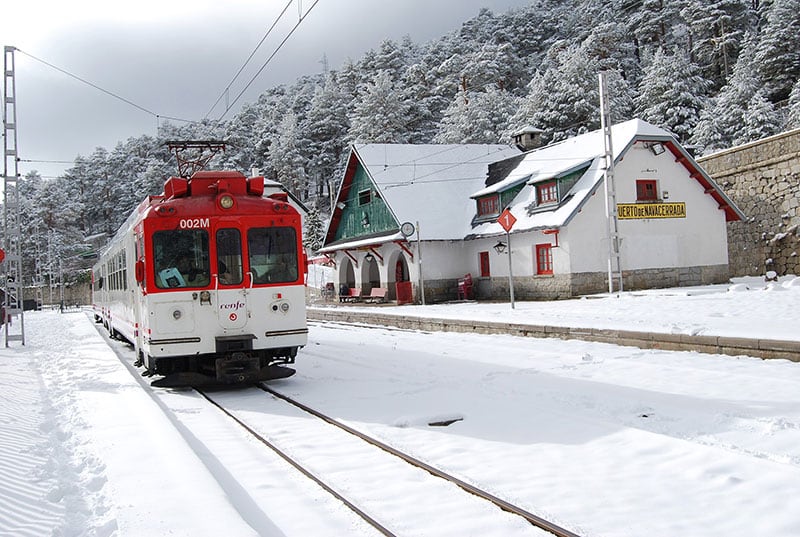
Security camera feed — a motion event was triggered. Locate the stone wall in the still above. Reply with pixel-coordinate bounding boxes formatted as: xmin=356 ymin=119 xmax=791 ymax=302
xmin=469 ymin=264 xmax=729 ymax=302
xmin=698 ymin=129 xmax=800 ymax=278
xmin=22 ymin=282 xmax=91 ymax=309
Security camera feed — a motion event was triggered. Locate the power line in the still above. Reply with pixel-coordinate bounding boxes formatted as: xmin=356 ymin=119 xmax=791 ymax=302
xmin=19 ymin=158 xmax=74 ymax=164
xmin=15 ymin=47 xmax=197 ymax=124
xmin=217 ymin=0 xmax=322 ymax=121
xmin=204 ymin=0 xmax=295 ymax=119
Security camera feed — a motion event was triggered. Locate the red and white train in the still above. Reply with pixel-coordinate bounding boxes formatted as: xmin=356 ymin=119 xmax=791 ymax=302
xmin=92 ymin=169 xmax=307 ymax=387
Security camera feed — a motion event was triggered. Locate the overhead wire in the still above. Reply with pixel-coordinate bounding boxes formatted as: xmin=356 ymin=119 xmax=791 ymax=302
xmin=14 ymin=48 xmax=198 ymax=125
xmin=11 ymin=2 xmax=318 ymax=170
xmin=216 ymin=0 xmax=322 ymax=121
xmin=19 ymin=158 xmax=74 ymax=164
xmin=204 ymin=0 xmax=295 ymax=119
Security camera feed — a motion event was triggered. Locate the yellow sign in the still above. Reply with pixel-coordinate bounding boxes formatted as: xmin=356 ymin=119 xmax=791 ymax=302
xmin=617 ymin=202 xmax=686 ymax=219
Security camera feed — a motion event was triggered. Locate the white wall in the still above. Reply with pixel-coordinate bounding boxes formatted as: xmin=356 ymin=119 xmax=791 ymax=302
xmin=569 ymin=142 xmax=730 ymax=273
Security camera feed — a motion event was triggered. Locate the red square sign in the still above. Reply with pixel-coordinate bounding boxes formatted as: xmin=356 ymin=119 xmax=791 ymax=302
xmin=497 ymin=209 xmax=516 ymax=232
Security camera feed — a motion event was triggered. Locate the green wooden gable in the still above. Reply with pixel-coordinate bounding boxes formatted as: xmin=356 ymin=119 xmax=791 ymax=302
xmin=500 ymin=183 xmax=525 ymax=209
xmin=332 ymin=160 xmax=398 ymax=243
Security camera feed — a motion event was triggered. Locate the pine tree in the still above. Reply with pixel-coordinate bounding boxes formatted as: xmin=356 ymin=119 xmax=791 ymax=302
xmin=462 ymin=42 xmax=527 ymax=94
xmin=787 ymin=79 xmax=800 ymax=129
xmin=222 ymin=102 xmax=260 ymax=172
xmin=582 ymin=22 xmax=641 ymax=85
xmin=680 ymin=0 xmax=754 ymax=89
xmin=303 ymin=204 xmax=325 ymax=252
xmin=754 ymin=0 xmax=800 ymax=102
xmin=636 ymin=48 xmax=710 ymax=141
xmin=739 ymin=90 xmax=781 ymax=143
xmin=628 ymin=0 xmax=685 ymax=61
xmin=303 ymin=72 xmax=351 ymax=208
xmin=269 ymin=113 xmax=309 ymax=199
xmin=692 ymin=31 xmax=761 ymax=152
xmin=513 ymin=42 xmax=632 ymax=144
xmin=348 ymin=71 xmax=410 ymax=143
xmin=435 ymin=87 xmax=519 ymax=144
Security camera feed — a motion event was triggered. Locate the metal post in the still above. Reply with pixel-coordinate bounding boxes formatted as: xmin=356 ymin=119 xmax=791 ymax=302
xmin=599 ymin=71 xmax=623 ymax=295
xmin=416 ymin=220 xmax=425 ymax=305
xmin=506 ymin=229 xmax=515 ymax=309
xmin=3 ymin=46 xmax=24 ymax=344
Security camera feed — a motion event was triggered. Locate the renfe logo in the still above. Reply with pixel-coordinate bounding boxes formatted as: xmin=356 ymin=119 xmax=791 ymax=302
xmin=219 ymin=301 xmax=246 ymax=311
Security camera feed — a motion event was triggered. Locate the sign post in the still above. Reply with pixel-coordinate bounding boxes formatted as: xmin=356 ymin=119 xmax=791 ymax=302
xmin=414 ymin=221 xmax=426 ymax=306
xmin=497 ymin=209 xmax=516 ymax=309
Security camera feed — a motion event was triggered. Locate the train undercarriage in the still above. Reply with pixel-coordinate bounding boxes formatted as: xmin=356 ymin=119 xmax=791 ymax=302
xmin=139 ymin=343 xmax=298 ymax=388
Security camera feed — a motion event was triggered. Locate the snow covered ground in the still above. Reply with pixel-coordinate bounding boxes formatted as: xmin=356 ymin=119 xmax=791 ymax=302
xmin=308 ymin=274 xmax=800 ymax=342
xmin=2 ymin=275 xmax=800 ymax=536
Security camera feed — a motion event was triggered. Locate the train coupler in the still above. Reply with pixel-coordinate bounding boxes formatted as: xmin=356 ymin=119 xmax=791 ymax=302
xmin=215 ymin=352 xmax=261 ymax=384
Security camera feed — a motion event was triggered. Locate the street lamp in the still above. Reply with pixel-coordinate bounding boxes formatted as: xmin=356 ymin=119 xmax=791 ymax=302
xmin=493 ymin=241 xmax=507 ymax=254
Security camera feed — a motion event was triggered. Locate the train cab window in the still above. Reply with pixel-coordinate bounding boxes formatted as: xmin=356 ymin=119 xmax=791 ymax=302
xmin=216 ymin=228 xmax=243 ymax=285
xmin=153 ymin=230 xmax=210 ymax=288
xmin=247 ymin=227 xmax=298 ymax=284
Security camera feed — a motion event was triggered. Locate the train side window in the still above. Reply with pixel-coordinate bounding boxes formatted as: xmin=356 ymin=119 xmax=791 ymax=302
xmin=153 ymin=230 xmax=210 ymax=288
xmin=216 ymin=228 xmax=243 ymax=285
xmin=247 ymin=227 xmax=298 ymax=284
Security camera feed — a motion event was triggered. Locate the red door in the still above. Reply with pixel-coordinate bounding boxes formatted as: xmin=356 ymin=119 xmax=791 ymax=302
xmin=395 ymin=259 xmax=413 ymax=305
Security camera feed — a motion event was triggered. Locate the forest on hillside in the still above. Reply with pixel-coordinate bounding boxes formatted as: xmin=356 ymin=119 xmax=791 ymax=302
xmin=15 ymin=0 xmax=800 ymax=286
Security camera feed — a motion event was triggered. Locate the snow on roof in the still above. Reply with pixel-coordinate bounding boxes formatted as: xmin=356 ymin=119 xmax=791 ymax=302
xmin=354 ymin=143 xmax=521 ymax=240
xmin=470 ymin=118 xmax=712 ymax=237
xmin=318 ymin=230 xmax=403 ymax=253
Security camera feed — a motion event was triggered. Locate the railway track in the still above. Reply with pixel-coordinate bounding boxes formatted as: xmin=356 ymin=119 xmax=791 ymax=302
xmin=197 ymin=384 xmax=582 ymax=537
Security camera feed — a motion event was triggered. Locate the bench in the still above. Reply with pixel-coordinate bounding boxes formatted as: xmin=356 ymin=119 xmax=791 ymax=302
xmin=365 ymin=287 xmax=388 ymax=303
xmin=340 ymin=287 xmax=364 ymax=302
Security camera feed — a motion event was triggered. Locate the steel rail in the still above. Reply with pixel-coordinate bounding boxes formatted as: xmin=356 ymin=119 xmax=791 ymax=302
xmin=195 ymin=389 xmax=397 ymax=537
xmin=259 ymin=385 xmax=583 ymax=537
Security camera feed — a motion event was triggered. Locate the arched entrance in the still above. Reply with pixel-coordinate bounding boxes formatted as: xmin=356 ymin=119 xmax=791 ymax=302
xmin=338 ymin=258 xmax=355 ymax=298
xmin=363 ymin=255 xmax=380 ymax=290
xmin=393 ymin=254 xmax=413 ymax=304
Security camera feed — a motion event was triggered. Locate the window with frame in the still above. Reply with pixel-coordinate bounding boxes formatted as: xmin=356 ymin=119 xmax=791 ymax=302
xmin=636 ymin=179 xmax=658 ymax=201
xmin=358 ymin=189 xmax=372 ymax=205
xmin=477 ymin=195 xmax=499 ymax=216
xmin=153 ymin=229 xmax=210 ymax=288
xmin=479 ymin=251 xmax=490 ymax=277
xmin=247 ymin=227 xmax=299 ymax=284
xmin=535 ymin=243 xmax=553 ymax=275
xmin=216 ymin=228 xmax=243 ymax=285
xmin=536 ymin=181 xmax=558 ymax=205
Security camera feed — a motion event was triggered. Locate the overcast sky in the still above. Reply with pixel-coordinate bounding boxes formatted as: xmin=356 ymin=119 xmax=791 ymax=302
xmin=2 ymin=0 xmax=533 ymax=180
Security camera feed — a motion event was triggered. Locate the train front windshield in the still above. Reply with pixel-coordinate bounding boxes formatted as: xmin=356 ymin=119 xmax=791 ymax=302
xmin=153 ymin=230 xmax=211 ymax=288
xmin=151 ymin=226 xmax=298 ymax=289
xmin=247 ymin=227 xmax=299 ymax=284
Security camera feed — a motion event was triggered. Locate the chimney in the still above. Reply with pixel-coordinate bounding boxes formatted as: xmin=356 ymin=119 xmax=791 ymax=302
xmin=512 ymin=126 xmax=545 ymax=151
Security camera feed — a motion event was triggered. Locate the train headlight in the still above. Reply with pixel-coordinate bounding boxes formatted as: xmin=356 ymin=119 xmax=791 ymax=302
xmin=271 ymin=301 xmax=291 ymax=314
xmin=219 ymin=194 xmax=234 ymax=210
xmin=172 ymin=309 xmax=182 ymax=320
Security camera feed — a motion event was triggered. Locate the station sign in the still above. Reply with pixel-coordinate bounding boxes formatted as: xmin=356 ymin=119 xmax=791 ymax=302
xmin=617 ymin=202 xmax=686 ymax=219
